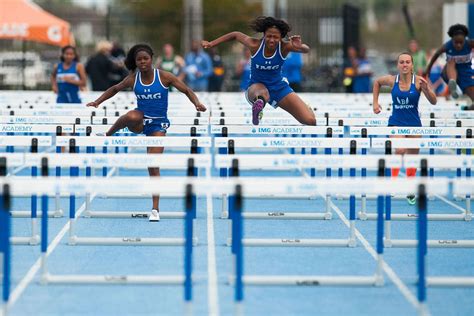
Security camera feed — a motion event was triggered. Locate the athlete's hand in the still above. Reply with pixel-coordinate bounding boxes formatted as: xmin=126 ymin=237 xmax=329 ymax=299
xmin=86 ymin=101 xmax=99 ymax=108
xmin=419 ymin=76 xmax=429 ymax=91
xmin=373 ymin=102 xmax=381 ymax=114
xmin=289 ymin=35 xmax=302 ymax=48
xmin=195 ymin=103 xmax=207 ymax=112
xmin=201 ymin=41 xmax=212 ymax=49
xmin=52 ymin=85 xmax=58 ymax=94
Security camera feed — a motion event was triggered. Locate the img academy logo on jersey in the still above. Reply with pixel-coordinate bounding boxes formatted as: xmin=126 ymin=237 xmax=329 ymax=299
xmin=136 ymin=88 xmax=162 ymax=100
xmin=255 ymin=60 xmax=280 ymax=70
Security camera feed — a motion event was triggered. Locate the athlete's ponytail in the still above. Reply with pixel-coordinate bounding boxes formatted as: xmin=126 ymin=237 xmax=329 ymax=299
xmin=125 ymin=44 xmax=154 ymax=71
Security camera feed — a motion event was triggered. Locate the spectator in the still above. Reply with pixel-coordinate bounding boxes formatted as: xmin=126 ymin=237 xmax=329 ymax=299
xmin=208 ymin=47 xmax=225 ymax=91
xmin=235 ymin=47 xmax=251 ymax=91
xmin=85 ymin=40 xmax=115 ymax=91
xmin=408 ymin=39 xmax=427 ymax=76
xmin=156 ymin=43 xmax=185 ymax=81
xmin=353 ymin=47 xmax=373 ymax=93
xmin=282 ymin=51 xmax=303 ymax=92
xmin=184 ymin=40 xmax=212 ymax=91
xmin=343 ymin=46 xmax=358 ymax=93
xmin=109 ymin=42 xmax=128 ymax=86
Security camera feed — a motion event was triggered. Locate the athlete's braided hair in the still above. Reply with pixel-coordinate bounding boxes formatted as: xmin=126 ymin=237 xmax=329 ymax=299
xmin=125 ymin=44 xmax=154 ymax=71
xmin=250 ymin=16 xmax=291 ymax=38
xmin=447 ymin=24 xmax=469 ymax=38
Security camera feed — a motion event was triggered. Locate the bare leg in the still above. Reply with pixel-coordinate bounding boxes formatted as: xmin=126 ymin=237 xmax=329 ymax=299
xmin=390 ymin=135 xmax=406 ymax=177
xmin=278 ymin=92 xmax=316 ymax=125
xmin=147 ymin=131 xmax=166 ymax=210
xmin=446 ymin=59 xmax=457 ymax=81
xmin=247 ymin=83 xmax=270 ymax=103
xmin=106 ymin=110 xmax=144 ymax=136
xmin=446 ymin=60 xmax=459 ymax=98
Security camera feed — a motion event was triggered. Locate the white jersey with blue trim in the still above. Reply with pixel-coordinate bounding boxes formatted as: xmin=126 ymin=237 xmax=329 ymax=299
xmin=250 ymin=40 xmax=287 ymax=85
xmin=134 ymin=69 xmax=168 ymax=118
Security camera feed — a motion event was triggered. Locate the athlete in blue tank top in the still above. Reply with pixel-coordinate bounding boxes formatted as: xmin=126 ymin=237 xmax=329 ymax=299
xmin=202 ymin=16 xmax=315 ymax=125
xmin=87 ymin=44 xmax=206 ymax=221
xmin=51 ymin=46 xmax=86 ymax=103
xmin=373 ymin=52 xmax=437 ymax=204
xmin=425 ymin=24 xmax=474 ymax=109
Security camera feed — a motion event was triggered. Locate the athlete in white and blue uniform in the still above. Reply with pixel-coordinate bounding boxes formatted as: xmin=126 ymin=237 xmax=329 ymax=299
xmin=51 ymin=46 xmax=86 ymax=103
xmin=373 ymin=52 xmax=437 ymax=204
xmin=425 ymin=24 xmax=474 ymax=109
xmin=202 ymin=16 xmax=315 ymax=125
xmin=133 ymin=68 xmax=170 ymax=135
xmin=87 ymin=44 xmax=206 ymax=221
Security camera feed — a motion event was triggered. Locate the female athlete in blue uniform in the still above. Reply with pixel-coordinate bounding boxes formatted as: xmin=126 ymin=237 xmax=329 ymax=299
xmin=201 ymin=16 xmax=315 ymax=125
xmin=424 ymin=24 xmax=474 ymax=109
xmin=87 ymin=44 xmax=207 ymax=221
xmin=51 ymin=46 xmax=86 ymax=103
xmin=373 ymin=52 xmax=437 ymax=204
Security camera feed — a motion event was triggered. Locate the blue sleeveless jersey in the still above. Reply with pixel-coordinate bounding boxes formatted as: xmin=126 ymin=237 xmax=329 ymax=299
xmin=388 ymin=74 xmax=421 ymax=127
xmin=249 ymin=40 xmax=286 ymax=85
xmin=56 ymin=62 xmax=81 ymax=103
xmin=445 ymin=38 xmax=472 ymax=69
xmin=444 ymin=38 xmax=474 ymax=92
xmin=134 ymin=69 xmax=169 ymax=118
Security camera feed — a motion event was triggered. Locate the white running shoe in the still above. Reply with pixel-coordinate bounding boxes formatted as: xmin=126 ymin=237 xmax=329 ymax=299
xmin=448 ymin=79 xmax=459 ymax=99
xmin=149 ymin=209 xmax=160 ymax=222
xmin=95 ymin=132 xmax=106 ymax=136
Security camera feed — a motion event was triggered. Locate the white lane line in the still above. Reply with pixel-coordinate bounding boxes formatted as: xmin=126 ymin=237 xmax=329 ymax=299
xmin=206 ymin=185 xmax=219 ymax=314
xmin=7 ymin=168 xmax=116 ymax=309
xmin=329 ymin=199 xmax=420 ymax=309
xmin=434 ymin=194 xmax=466 ymax=213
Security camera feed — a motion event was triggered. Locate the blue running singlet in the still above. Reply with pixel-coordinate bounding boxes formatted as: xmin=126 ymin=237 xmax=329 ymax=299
xmin=134 ymin=69 xmax=170 ymax=135
xmin=388 ymin=74 xmax=422 ymax=127
xmin=247 ymin=40 xmax=293 ymax=107
xmin=56 ymin=62 xmax=81 ymax=103
xmin=443 ymin=38 xmax=474 ymax=92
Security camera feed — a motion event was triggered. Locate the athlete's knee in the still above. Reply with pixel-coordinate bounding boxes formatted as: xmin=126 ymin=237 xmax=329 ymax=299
xmin=298 ymin=115 xmax=316 ymax=126
xmin=395 ymin=148 xmax=407 ymax=155
xmin=126 ymin=110 xmax=143 ymax=122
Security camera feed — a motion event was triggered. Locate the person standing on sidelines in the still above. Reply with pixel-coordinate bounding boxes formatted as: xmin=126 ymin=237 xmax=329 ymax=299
xmin=424 ymin=24 xmax=474 ymax=109
xmin=86 ymin=44 xmax=207 ymax=221
xmin=373 ymin=52 xmax=437 ymax=204
xmin=201 ymin=16 xmax=315 ymax=125
xmin=51 ymin=45 xmax=86 ymax=103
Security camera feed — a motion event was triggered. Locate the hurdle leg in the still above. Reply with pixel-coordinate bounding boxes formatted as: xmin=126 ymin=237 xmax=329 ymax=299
xmin=358 ymin=195 xmax=368 ymax=220
xmin=375 ymin=194 xmax=385 ymax=286
xmin=465 ymin=196 xmax=471 ymax=221
xmin=324 ymin=195 xmax=332 ymax=220
xmin=221 ymin=194 xmax=229 ymax=219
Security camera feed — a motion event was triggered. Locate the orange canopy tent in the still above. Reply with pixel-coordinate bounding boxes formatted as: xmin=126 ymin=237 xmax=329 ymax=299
xmin=0 ymin=0 xmax=74 ymax=47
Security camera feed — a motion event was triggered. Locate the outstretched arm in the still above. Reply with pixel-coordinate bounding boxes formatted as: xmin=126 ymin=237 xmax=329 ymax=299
xmin=202 ymin=32 xmax=260 ymax=53
xmin=159 ymin=70 xmax=206 ymax=112
xmin=283 ymin=35 xmax=310 ymax=54
xmin=86 ymin=74 xmax=134 ymax=108
xmin=372 ymin=75 xmax=394 ymax=114
xmin=417 ymin=76 xmax=437 ymax=105
xmin=424 ymin=45 xmax=445 ymax=77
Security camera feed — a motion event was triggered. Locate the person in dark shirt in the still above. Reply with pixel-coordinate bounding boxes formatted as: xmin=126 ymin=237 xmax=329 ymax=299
xmin=85 ymin=41 xmax=115 ymax=91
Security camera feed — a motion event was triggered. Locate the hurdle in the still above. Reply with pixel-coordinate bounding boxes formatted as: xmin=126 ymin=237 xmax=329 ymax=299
xmin=29 ymin=169 xmax=194 ymax=300
xmin=222 ymin=156 xmax=401 ymax=248
xmin=370 ymin=138 xmax=473 ymax=230
xmin=0 ymin=184 xmax=11 ymax=316
xmin=417 ymin=182 xmax=474 ymax=290
xmin=227 ymin=176 xmax=449 ymax=294
xmin=0 ymin=136 xmax=55 ymax=245
xmin=215 ymin=137 xmax=370 ymax=219
xmin=54 ymin=137 xmax=210 ymax=247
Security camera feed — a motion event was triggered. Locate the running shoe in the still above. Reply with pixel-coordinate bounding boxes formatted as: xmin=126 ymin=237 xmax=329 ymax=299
xmin=252 ymin=98 xmax=265 ymax=125
xmin=95 ymin=132 xmax=106 ymax=136
xmin=406 ymin=195 xmax=416 ymax=205
xmin=149 ymin=209 xmax=160 ymax=222
xmin=448 ymin=79 xmax=459 ymax=99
